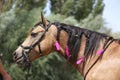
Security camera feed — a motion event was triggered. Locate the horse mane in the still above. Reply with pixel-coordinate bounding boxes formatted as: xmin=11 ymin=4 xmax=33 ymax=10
xmin=53 ymin=22 xmax=115 ymax=61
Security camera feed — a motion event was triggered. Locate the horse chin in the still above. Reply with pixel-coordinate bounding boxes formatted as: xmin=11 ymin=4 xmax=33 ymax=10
xmin=15 ymin=58 xmax=25 ymax=65
xmin=16 ymin=58 xmax=31 ymax=67
xmin=14 ymin=55 xmax=30 ymax=66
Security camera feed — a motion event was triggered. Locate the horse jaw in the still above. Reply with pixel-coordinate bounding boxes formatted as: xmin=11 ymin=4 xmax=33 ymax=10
xmin=28 ymin=51 xmax=41 ymax=61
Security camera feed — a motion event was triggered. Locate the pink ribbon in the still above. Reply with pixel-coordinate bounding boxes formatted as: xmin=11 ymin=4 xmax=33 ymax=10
xmin=65 ymin=46 xmax=70 ymax=57
xmin=97 ymin=49 xmax=104 ymax=55
xmin=76 ymin=57 xmax=84 ymax=64
xmin=55 ymin=41 xmax=60 ymax=51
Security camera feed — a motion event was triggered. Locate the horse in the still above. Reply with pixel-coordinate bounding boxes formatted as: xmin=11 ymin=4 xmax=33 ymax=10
xmin=13 ymin=13 xmax=120 ymax=80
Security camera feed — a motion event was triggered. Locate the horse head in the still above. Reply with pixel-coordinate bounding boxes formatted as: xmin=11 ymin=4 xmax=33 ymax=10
xmin=13 ymin=13 xmax=60 ymax=64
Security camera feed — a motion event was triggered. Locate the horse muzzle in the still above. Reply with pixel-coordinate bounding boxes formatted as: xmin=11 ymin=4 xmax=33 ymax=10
xmin=13 ymin=51 xmax=30 ymax=65
xmin=13 ymin=51 xmax=23 ymax=64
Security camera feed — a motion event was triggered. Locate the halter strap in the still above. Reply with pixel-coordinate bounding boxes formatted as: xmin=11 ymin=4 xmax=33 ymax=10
xmin=20 ymin=23 xmax=52 ymax=80
xmin=20 ymin=23 xmax=52 ymax=56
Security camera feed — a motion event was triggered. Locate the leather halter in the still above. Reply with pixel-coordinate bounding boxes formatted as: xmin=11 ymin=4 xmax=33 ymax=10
xmin=20 ymin=23 xmax=52 ymax=63
xmin=20 ymin=23 xmax=52 ymax=80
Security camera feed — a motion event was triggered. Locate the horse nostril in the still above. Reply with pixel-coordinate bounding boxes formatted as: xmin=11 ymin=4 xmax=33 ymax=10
xmin=13 ymin=52 xmax=18 ymax=61
xmin=14 ymin=55 xmax=18 ymax=59
xmin=13 ymin=52 xmax=16 ymax=56
xmin=13 ymin=52 xmax=19 ymax=58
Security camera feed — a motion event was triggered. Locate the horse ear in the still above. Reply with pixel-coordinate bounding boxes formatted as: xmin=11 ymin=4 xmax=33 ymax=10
xmin=41 ymin=12 xmax=49 ymax=29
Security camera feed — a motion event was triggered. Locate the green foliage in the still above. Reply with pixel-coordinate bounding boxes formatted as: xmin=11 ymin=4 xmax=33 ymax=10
xmin=51 ymin=0 xmax=104 ymax=21
xmin=0 ymin=0 xmax=14 ymax=12
xmin=14 ymin=0 xmax=46 ymax=13
xmin=111 ymin=32 xmax=120 ymax=39
xmin=4 ymin=63 xmax=25 ymax=80
xmin=1 ymin=0 xmax=46 ymax=13
xmin=80 ymin=13 xmax=111 ymax=34
xmin=80 ymin=13 xmax=104 ymax=30
xmin=93 ymin=0 xmax=105 ymax=16
xmin=98 ymin=26 xmax=112 ymax=35
xmin=28 ymin=53 xmax=82 ymax=80
xmin=47 ymin=13 xmax=65 ymax=22
xmin=0 ymin=12 xmax=17 ymax=61
xmin=74 ymin=0 xmax=95 ymax=20
xmin=47 ymin=13 xmax=79 ymax=26
xmin=62 ymin=16 xmax=80 ymax=26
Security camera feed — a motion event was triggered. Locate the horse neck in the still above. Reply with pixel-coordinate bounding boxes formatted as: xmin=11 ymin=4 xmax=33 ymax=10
xmin=53 ymin=24 xmax=114 ymax=76
xmin=53 ymin=25 xmax=88 ymax=72
xmin=53 ymin=25 xmax=85 ymax=69
xmin=56 ymin=29 xmax=87 ymax=75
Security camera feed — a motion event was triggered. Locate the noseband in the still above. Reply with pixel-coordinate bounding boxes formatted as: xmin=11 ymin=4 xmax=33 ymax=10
xmin=20 ymin=23 xmax=52 ymax=63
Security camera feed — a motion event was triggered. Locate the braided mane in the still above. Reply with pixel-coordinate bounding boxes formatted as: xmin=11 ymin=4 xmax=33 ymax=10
xmin=53 ymin=22 xmax=114 ymax=61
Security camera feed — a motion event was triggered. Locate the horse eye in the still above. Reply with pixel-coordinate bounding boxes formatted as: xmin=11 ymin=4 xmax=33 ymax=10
xmin=31 ymin=32 xmax=38 ymax=37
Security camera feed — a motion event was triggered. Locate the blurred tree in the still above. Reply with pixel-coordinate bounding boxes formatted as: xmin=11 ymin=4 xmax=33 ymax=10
xmin=79 ymin=13 xmax=112 ymax=34
xmin=98 ymin=26 xmax=112 ymax=35
xmin=0 ymin=0 xmax=14 ymax=12
xmin=0 ymin=0 xmax=46 ymax=13
xmin=93 ymin=0 xmax=105 ymax=16
xmin=0 ymin=12 xmax=16 ymax=61
xmin=111 ymin=32 xmax=120 ymax=39
xmin=80 ymin=14 xmax=104 ymax=30
xmin=51 ymin=0 xmax=104 ymax=21
xmin=1 ymin=0 xmax=104 ymax=21
xmin=14 ymin=0 xmax=46 ymax=11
